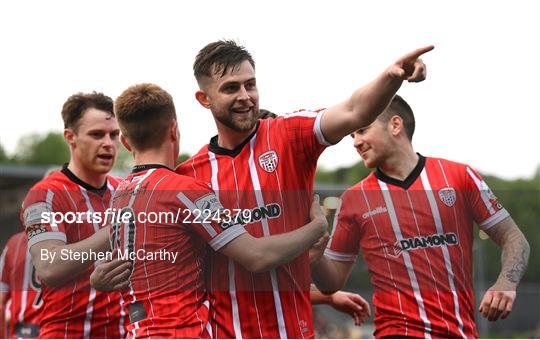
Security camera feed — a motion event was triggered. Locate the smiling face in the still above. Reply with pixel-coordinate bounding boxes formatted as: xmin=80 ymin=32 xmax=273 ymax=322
xmin=199 ymin=60 xmax=259 ymax=132
xmin=68 ymin=108 xmax=119 ymax=174
xmin=351 ymin=119 xmax=394 ymax=169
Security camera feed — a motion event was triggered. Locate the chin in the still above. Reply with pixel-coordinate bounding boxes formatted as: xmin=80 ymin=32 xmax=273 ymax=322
xmin=233 ymin=117 xmax=257 ymax=131
xmin=94 ymin=164 xmax=113 ymax=174
xmin=361 ymin=158 xmax=378 ymax=169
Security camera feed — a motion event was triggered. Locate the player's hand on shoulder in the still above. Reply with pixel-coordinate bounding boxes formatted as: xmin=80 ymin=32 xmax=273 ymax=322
xmin=479 ymin=281 xmax=517 ymax=321
xmin=387 ymin=45 xmax=434 ymax=83
xmin=90 ymin=250 xmax=131 ymax=292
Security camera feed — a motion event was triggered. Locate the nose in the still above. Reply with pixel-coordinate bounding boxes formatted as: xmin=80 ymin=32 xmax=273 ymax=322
xmin=353 ymin=133 xmax=363 ymax=149
xmin=237 ymin=85 xmax=250 ymax=101
xmin=102 ymin=133 xmax=115 ymax=149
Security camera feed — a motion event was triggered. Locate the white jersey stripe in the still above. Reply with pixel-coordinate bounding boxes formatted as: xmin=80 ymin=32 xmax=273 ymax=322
xmin=420 ymin=170 xmax=466 ymax=338
xmin=207 ymin=152 xmax=242 ymax=339
xmin=176 ymin=193 xmax=218 ymax=238
xmin=123 ymin=169 xmax=155 ymax=337
xmin=314 ymin=110 xmax=333 ymax=146
xmin=228 ymin=258 xmax=242 ymax=339
xmin=45 ymin=189 xmax=59 ymax=232
xmin=479 ymin=209 xmax=509 ymax=230
xmin=118 ymin=295 xmax=126 ymax=338
xmin=405 ymin=190 xmax=450 ymax=335
xmin=142 ymin=174 xmax=170 ymax=335
xmin=80 ymin=188 xmax=99 ymax=233
xmin=466 ymin=167 xmax=495 ymax=214
xmin=267 ymin=119 xmax=305 ymax=339
xmin=362 ymin=181 xmax=408 ymax=335
xmin=326 ymin=198 xmax=343 ymax=249
xmin=324 ymin=248 xmax=357 ymax=262
xmin=437 ymin=160 xmax=471 ymax=332
xmin=248 ymin=136 xmax=287 ymax=339
xmin=80 ymin=187 xmax=99 ymax=338
xmin=0 ymin=246 xmax=8 ymax=291
xmin=18 ymin=248 xmax=32 ymax=323
xmin=379 ymin=180 xmax=432 ymax=338
xmin=209 ymin=152 xmax=219 ymax=193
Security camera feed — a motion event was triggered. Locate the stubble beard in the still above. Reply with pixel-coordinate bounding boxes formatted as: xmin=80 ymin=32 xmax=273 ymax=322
xmin=216 ymin=109 xmax=259 ymax=132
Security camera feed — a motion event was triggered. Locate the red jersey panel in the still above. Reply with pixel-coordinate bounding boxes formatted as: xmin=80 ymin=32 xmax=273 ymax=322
xmin=21 ymin=166 xmax=126 ymax=339
xmin=326 ymin=156 xmax=509 ymax=339
xmin=110 ymin=165 xmax=246 ymax=339
xmin=0 ymin=232 xmax=42 ymax=338
xmin=176 ymin=111 xmax=329 ymax=339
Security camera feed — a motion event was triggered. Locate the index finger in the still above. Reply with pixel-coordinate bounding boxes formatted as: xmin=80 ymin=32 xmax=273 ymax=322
xmin=402 ymin=45 xmax=435 ymax=61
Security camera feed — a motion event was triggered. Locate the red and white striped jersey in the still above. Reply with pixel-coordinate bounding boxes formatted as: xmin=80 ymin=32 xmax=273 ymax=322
xmin=0 ymin=232 xmax=42 ymax=338
xmin=326 ymin=155 xmax=509 ymax=338
xmin=176 ymin=111 xmax=329 ymax=339
xmin=20 ymin=165 xmax=126 ymax=339
xmin=110 ymin=165 xmax=246 ymax=339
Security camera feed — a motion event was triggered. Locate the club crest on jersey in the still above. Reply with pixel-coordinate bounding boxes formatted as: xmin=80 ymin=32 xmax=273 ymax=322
xmin=438 ymin=187 xmax=456 ymax=207
xmin=258 ymin=150 xmax=278 ymax=173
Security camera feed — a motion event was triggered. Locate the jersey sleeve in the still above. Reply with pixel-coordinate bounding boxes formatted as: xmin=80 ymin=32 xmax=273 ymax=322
xmin=280 ymin=109 xmax=332 ymax=162
xmin=463 ymin=165 xmax=510 ymax=230
xmin=175 ymin=182 xmax=246 ymax=251
xmin=21 ymin=185 xmax=69 ymax=248
xmin=324 ymin=189 xmax=362 ymax=262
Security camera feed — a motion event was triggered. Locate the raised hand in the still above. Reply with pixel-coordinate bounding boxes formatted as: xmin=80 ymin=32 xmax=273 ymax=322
xmin=387 ymin=45 xmax=434 ymax=82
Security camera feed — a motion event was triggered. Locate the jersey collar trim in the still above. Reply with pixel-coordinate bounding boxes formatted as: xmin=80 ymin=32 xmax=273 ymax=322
xmin=61 ymin=163 xmax=108 ymax=195
xmin=208 ymin=120 xmax=260 ymax=157
xmin=375 ymin=153 xmax=426 ymax=190
xmin=131 ymin=164 xmax=174 ymax=174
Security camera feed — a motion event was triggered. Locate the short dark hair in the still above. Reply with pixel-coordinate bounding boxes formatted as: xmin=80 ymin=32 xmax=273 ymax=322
xmin=114 ymin=83 xmax=176 ymax=151
xmin=61 ymin=92 xmax=114 ymax=131
xmin=377 ymin=95 xmax=415 ymax=140
xmin=193 ymin=40 xmax=255 ymax=82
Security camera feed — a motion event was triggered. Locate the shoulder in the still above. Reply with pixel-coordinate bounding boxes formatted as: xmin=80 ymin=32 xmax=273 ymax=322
xmin=28 ymin=171 xmax=69 ymax=192
xmin=282 ymin=108 xmax=325 ymax=119
xmin=23 ymin=172 xmax=70 ymax=207
xmin=425 ymin=156 xmax=469 ymax=170
xmin=424 ymin=155 xmax=474 ymax=184
xmin=176 ymin=145 xmax=210 ymax=174
xmin=160 ymin=170 xmax=212 ymax=192
xmin=106 ymin=174 xmax=124 ymax=188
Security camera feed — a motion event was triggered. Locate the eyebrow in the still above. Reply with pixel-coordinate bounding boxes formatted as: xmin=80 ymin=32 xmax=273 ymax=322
xmin=218 ymin=77 xmax=256 ymax=90
xmin=87 ymin=128 xmax=120 ymax=134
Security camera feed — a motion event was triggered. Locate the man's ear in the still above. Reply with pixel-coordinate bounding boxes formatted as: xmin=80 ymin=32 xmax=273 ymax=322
xmin=195 ymin=90 xmax=211 ymax=109
xmin=64 ymin=128 xmax=75 ymax=148
xmin=171 ymin=120 xmax=179 ymax=142
xmin=120 ymin=134 xmax=132 ymax=152
xmin=389 ymin=115 xmax=404 ymax=136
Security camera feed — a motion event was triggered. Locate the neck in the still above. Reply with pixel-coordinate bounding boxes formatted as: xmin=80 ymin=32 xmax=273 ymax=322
xmin=67 ymin=160 xmax=107 ymax=188
xmin=215 ymin=121 xmax=256 ymax=150
xmin=133 ymin=146 xmax=175 ymax=170
xmin=378 ymin=143 xmax=418 ymax=181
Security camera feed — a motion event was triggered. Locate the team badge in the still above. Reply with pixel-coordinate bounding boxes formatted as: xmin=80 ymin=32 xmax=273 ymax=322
xmin=438 ymin=187 xmax=456 ymax=207
xmin=258 ymin=150 xmax=278 ymax=173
